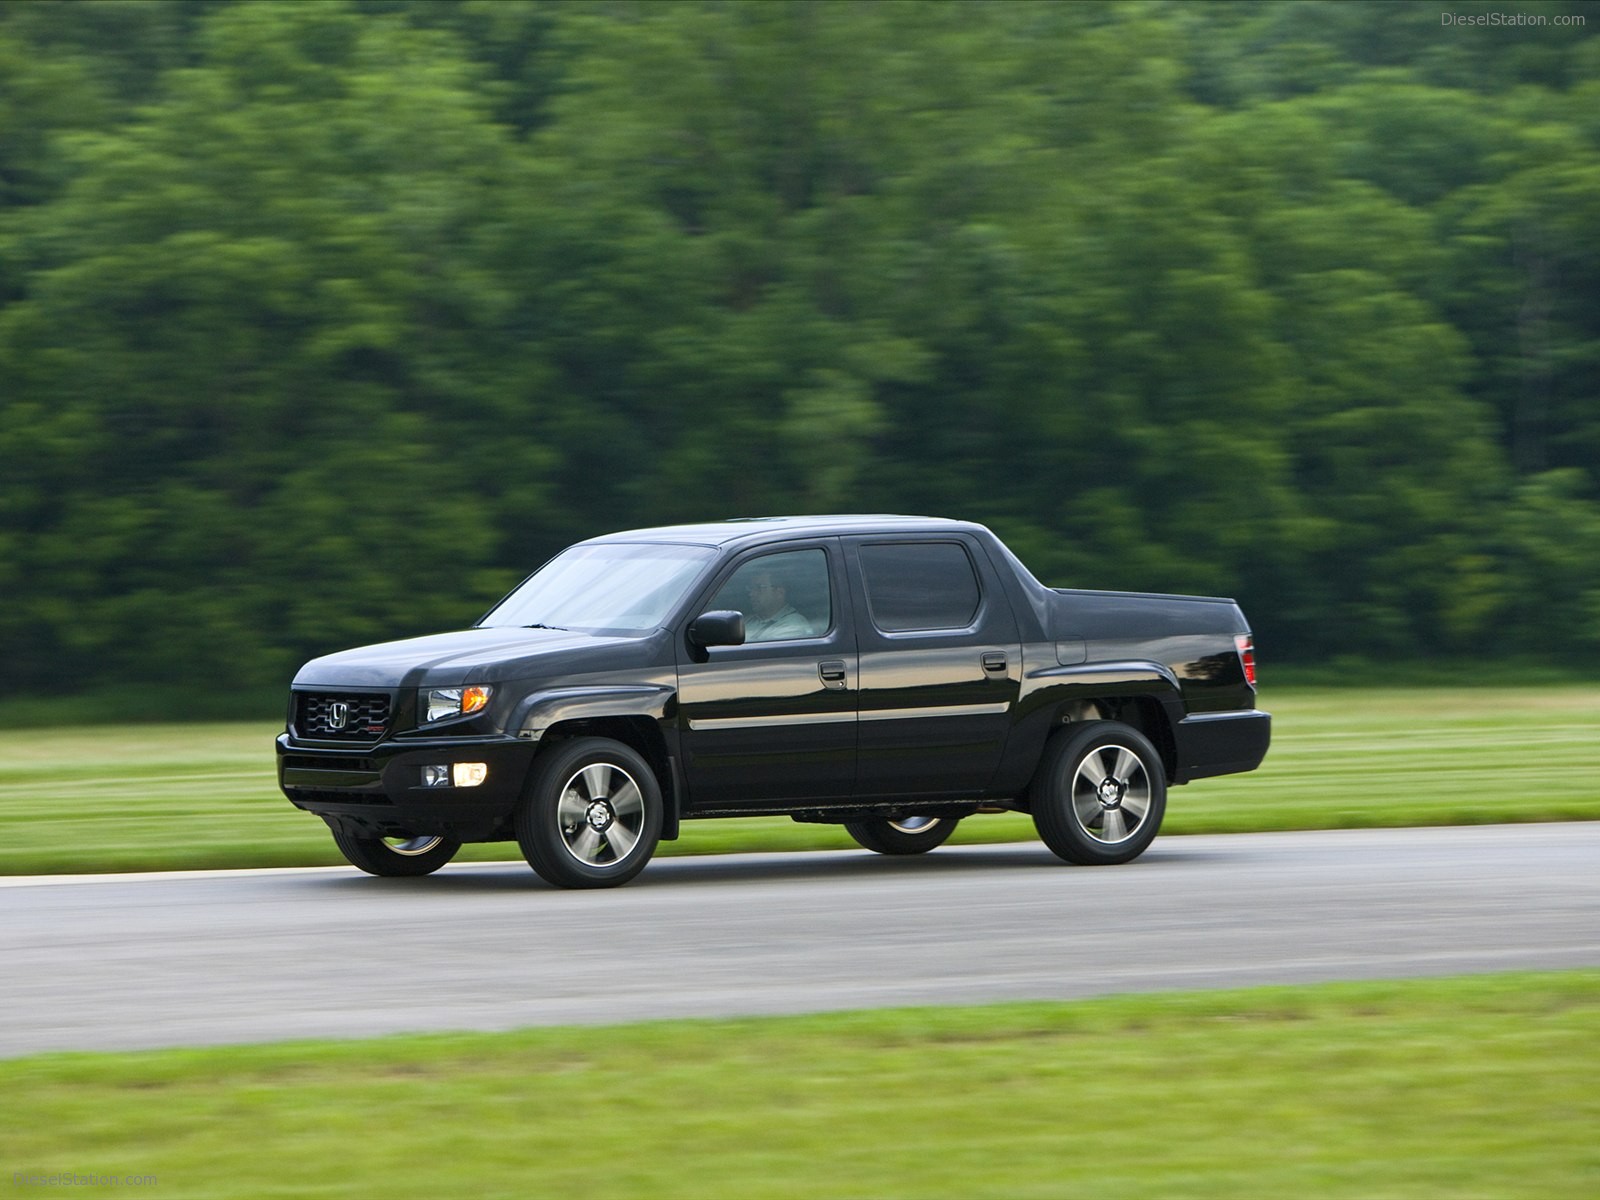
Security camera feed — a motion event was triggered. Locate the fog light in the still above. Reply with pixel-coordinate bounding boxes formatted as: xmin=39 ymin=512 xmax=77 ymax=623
xmin=421 ymin=764 xmax=451 ymax=788
xmin=453 ymin=762 xmax=489 ymax=788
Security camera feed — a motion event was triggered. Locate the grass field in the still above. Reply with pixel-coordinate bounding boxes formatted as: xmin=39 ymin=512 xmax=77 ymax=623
xmin=2 ymin=971 xmax=1596 ymax=1198
xmin=2 ymin=687 xmax=1596 ymax=874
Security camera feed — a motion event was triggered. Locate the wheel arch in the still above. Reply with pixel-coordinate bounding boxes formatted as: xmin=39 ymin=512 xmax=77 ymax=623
xmin=535 ymin=714 xmax=680 ymax=840
xmin=506 ymin=685 xmax=680 ymax=839
xmin=1008 ymin=695 xmax=1181 ymax=808
xmin=1012 ymin=662 xmax=1185 ymax=796
xmin=1081 ymin=696 xmax=1178 ymax=785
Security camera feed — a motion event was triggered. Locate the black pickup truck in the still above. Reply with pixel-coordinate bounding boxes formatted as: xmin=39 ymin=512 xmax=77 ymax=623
xmin=277 ymin=516 xmax=1269 ymax=887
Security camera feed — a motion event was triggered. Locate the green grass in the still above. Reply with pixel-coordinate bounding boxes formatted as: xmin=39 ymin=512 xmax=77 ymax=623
xmin=2 ymin=972 xmax=1596 ymax=1198
xmin=2 ymin=687 xmax=1596 ymax=874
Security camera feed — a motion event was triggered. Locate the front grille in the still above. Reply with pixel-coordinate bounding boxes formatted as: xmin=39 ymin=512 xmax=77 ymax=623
xmin=295 ymin=692 xmax=393 ymax=741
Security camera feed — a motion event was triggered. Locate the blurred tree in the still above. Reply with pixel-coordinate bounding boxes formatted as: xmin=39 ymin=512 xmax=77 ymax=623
xmin=358 ymin=0 xmax=568 ymax=135
xmin=1499 ymin=470 xmax=1600 ymax=656
xmin=0 ymin=1 xmax=540 ymax=685
xmin=3 ymin=0 xmax=1600 ymax=693
xmin=1443 ymin=91 xmax=1600 ymax=485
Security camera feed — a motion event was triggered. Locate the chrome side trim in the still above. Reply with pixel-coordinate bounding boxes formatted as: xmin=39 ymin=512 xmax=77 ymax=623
xmin=859 ymin=702 xmax=1010 ymax=722
xmin=689 ymin=701 xmax=1012 ymax=731
xmin=687 ymin=711 xmax=857 ymax=732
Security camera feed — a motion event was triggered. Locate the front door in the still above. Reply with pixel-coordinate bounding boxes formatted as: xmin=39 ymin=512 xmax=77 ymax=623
xmin=676 ymin=542 xmax=857 ymax=809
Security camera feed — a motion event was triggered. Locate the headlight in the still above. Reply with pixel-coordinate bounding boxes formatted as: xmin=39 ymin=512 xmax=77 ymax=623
xmin=424 ymin=686 xmax=493 ymax=724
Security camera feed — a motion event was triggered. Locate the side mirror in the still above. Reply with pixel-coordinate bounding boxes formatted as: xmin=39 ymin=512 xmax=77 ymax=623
xmin=688 ymin=610 xmax=746 ymax=656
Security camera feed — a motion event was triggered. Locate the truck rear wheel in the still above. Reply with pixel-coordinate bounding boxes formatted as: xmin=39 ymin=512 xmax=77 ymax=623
xmin=1032 ymin=721 xmax=1166 ymax=865
xmin=332 ymin=831 xmax=461 ymax=877
xmin=844 ymin=815 xmax=958 ymax=856
xmin=516 ymin=737 xmax=663 ymax=889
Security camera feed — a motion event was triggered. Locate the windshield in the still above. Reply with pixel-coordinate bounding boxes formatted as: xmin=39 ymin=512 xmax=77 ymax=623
xmin=478 ymin=542 xmax=717 ymax=634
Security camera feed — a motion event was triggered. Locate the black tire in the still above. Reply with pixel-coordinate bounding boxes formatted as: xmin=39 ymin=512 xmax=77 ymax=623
xmin=332 ymin=831 xmax=461 ymax=877
xmin=844 ymin=815 xmax=959 ymax=856
xmin=1032 ymin=721 xmax=1166 ymax=865
xmin=516 ymin=737 xmax=663 ymax=889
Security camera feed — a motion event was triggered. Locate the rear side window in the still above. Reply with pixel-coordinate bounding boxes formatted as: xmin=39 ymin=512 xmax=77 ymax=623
xmin=859 ymin=542 xmax=981 ymax=632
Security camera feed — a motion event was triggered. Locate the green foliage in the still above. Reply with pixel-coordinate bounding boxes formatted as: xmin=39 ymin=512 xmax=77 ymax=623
xmin=3 ymin=0 xmax=1600 ymax=690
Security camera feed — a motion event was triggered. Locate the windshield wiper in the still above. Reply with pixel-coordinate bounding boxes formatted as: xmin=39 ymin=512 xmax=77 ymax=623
xmin=524 ymin=623 xmax=569 ymax=631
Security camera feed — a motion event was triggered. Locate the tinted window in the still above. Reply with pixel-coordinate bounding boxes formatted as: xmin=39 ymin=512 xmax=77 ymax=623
xmin=859 ymin=542 xmax=981 ymax=632
xmin=708 ymin=549 xmax=832 ymax=642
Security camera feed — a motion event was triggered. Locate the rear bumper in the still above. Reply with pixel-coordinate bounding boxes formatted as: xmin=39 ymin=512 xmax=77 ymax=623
xmin=1172 ymin=708 xmax=1271 ymax=783
xmin=276 ymin=732 xmax=537 ymax=842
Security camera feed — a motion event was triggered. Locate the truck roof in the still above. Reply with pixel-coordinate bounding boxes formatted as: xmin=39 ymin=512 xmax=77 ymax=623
xmin=581 ymin=514 xmax=990 ymax=548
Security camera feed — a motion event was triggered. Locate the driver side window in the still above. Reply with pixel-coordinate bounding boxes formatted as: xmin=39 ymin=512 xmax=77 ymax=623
xmin=710 ymin=549 xmax=831 ymax=643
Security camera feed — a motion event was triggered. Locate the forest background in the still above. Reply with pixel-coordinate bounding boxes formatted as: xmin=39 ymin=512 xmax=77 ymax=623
xmin=3 ymin=0 xmax=1598 ymax=705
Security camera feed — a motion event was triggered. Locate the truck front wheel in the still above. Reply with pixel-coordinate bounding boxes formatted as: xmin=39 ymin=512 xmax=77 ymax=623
xmin=332 ymin=831 xmax=461 ymax=877
xmin=516 ymin=737 xmax=663 ymax=888
xmin=1032 ymin=721 xmax=1166 ymax=865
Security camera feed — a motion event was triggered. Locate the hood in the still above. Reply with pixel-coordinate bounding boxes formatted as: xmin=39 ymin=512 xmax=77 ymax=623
xmin=291 ymin=626 xmax=646 ymax=689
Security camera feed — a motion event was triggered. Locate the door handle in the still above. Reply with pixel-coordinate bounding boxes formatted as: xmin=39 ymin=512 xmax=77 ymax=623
xmin=819 ymin=660 xmax=847 ymax=689
xmin=981 ymin=651 xmax=1009 ymax=675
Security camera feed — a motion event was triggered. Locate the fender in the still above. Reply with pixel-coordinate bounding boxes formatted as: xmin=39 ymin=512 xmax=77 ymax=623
xmin=994 ymin=658 xmax=1188 ymax=794
xmin=1017 ymin=659 xmax=1186 ymax=722
xmin=508 ymin=685 xmax=678 ymax=743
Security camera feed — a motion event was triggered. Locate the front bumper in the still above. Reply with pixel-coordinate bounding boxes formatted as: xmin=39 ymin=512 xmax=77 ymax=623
xmin=276 ymin=732 xmax=538 ymax=843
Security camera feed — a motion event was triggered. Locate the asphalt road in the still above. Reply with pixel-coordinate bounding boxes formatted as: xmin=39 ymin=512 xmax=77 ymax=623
xmin=4 ymin=823 xmax=1598 ymax=1058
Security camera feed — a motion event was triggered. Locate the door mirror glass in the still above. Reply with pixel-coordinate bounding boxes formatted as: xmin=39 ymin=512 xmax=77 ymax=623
xmin=688 ymin=610 xmax=746 ymax=649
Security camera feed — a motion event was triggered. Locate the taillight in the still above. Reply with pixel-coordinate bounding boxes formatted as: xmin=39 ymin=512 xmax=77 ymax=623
xmin=1235 ymin=634 xmax=1257 ymax=687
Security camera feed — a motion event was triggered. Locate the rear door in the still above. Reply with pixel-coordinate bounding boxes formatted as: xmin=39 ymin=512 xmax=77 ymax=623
xmin=676 ymin=540 xmax=857 ymax=808
xmin=845 ymin=535 xmax=1021 ymax=798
